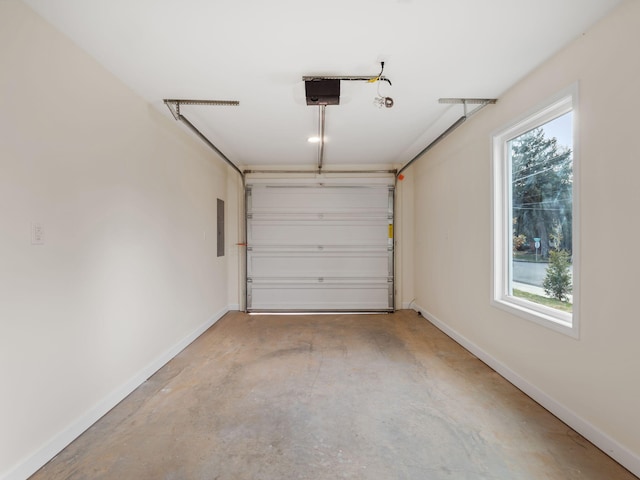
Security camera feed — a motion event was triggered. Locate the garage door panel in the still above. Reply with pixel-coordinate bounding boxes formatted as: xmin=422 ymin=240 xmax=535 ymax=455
xmin=248 ymin=283 xmax=392 ymax=311
xmin=248 ymin=221 xmax=390 ymax=246
xmin=250 ymin=186 xmax=390 ymax=213
xmin=248 ymin=252 xmax=390 ymax=277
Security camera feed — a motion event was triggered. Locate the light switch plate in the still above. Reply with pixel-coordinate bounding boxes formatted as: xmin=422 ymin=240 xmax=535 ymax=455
xmin=31 ymin=222 xmax=44 ymax=245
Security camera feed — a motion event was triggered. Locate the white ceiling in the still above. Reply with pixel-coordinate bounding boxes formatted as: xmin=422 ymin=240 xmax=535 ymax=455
xmin=24 ymin=0 xmax=621 ymax=170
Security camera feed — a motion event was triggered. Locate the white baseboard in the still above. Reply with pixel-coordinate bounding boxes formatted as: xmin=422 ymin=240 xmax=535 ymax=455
xmin=412 ymin=304 xmax=640 ymax=478
xmin=2 ymin=307 xmax=230 ymax=480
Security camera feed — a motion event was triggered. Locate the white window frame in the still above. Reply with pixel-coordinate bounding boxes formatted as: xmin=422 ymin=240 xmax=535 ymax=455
xmin=491 ymin=85 xmax=579 ymax=338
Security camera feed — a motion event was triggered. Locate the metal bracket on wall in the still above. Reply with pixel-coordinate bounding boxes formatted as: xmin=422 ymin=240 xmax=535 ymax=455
xmin=163 ymin=99 xmax=244 ymax=179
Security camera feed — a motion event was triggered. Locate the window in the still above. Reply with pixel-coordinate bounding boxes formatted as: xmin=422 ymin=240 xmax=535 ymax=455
xmin=492 ymin=86 xmax=578 ymax=336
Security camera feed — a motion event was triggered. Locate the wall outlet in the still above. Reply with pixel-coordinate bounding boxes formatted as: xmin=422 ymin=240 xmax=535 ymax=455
xmin=31 ymin=222 xmax=44 ymax=245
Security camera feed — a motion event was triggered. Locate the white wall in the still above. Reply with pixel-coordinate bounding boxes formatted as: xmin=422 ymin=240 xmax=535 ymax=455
xmin=226 ymin=172 xmax=244 ymax=310
xmin=0 ymin=2 xmax=239 ymax=478
xmin=409 ymin=0 xmax=640 ymax=474
xmin=396 ymin=172 xmax=415 ymax=309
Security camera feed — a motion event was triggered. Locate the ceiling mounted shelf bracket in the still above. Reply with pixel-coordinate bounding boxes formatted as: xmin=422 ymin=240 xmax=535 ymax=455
xmin=165 ymin=99 xmax=240 ymax=107
xmin=163 ymin=99 xmax=243 ymax=179
xmin=439 ymin=98 xmax=497 ymax=118
xmin=397 ymin=98 xmax=497 ymax=178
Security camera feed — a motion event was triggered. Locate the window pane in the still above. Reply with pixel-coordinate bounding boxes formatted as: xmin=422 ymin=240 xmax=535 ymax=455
xmin=509 ymin=112 xmax=573 ymax=312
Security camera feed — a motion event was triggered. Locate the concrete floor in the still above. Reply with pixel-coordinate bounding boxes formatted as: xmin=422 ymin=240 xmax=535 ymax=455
xmin=30 ymin=310 xmax=636 ymax=480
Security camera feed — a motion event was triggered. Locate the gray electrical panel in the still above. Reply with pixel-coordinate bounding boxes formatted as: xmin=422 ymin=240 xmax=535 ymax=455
xmin=217 ymin=198 xmax=224 ymax=257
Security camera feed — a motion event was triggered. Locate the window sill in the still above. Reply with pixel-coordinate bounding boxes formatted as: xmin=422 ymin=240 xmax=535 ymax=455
xmin=491 ymin=296 xmax=578 ymax=339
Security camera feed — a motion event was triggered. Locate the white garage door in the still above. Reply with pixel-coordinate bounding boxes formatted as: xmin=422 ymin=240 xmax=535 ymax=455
xmin=245 ymin=177 xmax=394 ymax=312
